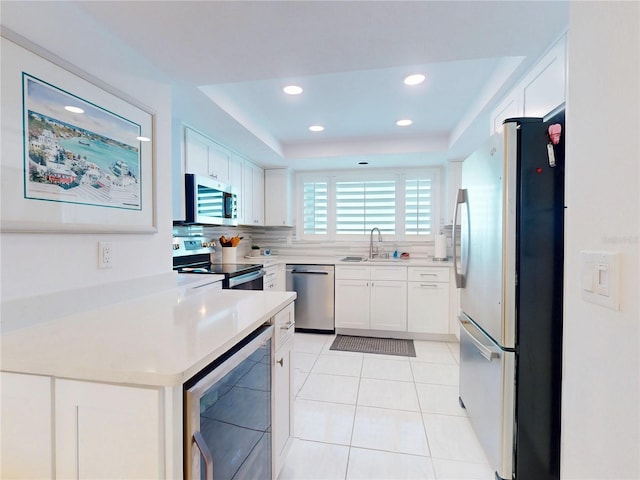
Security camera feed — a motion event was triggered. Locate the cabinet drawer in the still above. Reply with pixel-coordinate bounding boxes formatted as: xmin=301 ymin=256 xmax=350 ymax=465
xmin=273 ymin=302 xmax=295 ymax=349
xmin=408 ymin=267 xmax=449 ymax=283
xmin=335 ymin=265 xmax=370 ymax=280
xmin=371 ymin=265 xmax=407 ymax=281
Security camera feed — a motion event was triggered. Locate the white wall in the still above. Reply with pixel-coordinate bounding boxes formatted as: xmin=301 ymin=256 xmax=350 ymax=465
xmin=0 ymin=3 xmax=174 ymax=302
xmin=562 ymin=3 xmax=639 ymax=478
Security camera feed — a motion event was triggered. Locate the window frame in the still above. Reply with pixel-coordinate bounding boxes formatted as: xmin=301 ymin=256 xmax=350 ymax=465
xmin=295 ymin=167 xmax=442 ymax=242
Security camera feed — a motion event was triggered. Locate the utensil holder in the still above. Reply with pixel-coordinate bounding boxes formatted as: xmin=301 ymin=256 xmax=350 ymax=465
xmin=221 ymin=247 xmax=237 ymax=263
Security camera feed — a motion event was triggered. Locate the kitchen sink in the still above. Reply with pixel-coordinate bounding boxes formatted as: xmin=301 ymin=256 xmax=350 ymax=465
xmin=340 ymin=256 xmax=367 ymax=262
xmin=340 ymin=256 xmax=404 ymax=263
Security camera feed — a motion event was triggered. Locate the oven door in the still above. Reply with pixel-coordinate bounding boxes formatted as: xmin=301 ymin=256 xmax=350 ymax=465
xmin=227 ymin=269 xmax=265 ymax=290
xmin=184 ymin=325 xmax=273 ymax=480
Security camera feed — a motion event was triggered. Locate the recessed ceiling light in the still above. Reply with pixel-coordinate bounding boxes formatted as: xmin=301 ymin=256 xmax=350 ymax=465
xmin=358 ymin=162 xmax=369 ymax=165
xmin=136 ymin=136 xmax=151 ymax=142
xmin=283 ymin=85 xmax=303 ymax=95
xmin=64 ymin=106 xmax=84 ymax=114
xmin=309 ymin=125 xmax=324 ymax=132
xmin=396 ymin=119 xmax=413 ymax=127
xmin=404 ymin=74 xmax=426 ymax=86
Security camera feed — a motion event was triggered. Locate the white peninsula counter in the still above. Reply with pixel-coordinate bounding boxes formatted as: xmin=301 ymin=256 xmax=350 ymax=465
xmin=1 ymin=284 xmax=296 ymax=479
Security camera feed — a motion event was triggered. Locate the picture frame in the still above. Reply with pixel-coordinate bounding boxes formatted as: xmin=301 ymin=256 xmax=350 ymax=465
xmin=0 ymin=37 xmax=156 ymax=233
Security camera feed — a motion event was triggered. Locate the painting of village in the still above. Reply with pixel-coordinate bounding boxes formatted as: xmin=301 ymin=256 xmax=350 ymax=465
xmin=23 ymin=74 xmax=142 ymax=210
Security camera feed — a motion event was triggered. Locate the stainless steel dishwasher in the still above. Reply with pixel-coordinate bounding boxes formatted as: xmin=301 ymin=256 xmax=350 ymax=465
xmin=285 ymin=264 xmax=335 ymax=333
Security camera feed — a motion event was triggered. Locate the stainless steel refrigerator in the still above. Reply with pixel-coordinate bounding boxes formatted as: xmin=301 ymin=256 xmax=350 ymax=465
xmin=454 ymin=109 xmax=565 ymax=480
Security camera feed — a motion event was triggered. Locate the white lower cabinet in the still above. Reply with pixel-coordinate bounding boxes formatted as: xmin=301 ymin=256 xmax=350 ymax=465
xmin=336 ymin=264 xmax=451 ymax=335
xmin=1 ymin=372 xmax=53 ymax=479
xmin=407 ymin=267 xmax=450 ymax=334
xmin=55 ymin=379 xmax=163 ymax=479
xmin=335 ymin=278 xmax=370 ymax=329
xmin=273 ymin=334 xmax=293 ymax=475
xmin=273 ymin=303 xmax=295 ymax=476
xmin=407 ymin=282 xmax=449 ymax=334
xmin=335 ymin=266 xmax=407 ymax=332
xmin=264 ymin=265 xmax=278 ymax=290
xmin=1 ymin=373 xmax=165 ymax=480
xmin=370 ymin=280 xmax=408 ymax=331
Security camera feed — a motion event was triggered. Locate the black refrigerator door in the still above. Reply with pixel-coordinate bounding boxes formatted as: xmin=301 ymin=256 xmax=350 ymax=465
xmin=514 ymin=110 xmax=565 ymax=480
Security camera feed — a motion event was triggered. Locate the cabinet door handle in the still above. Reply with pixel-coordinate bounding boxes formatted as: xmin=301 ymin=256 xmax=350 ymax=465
xmin=280 ymin=321 xmax=295 ymax=330
xmin=420 ymin=273 xmax=438 ymax=276
xmin=420 ymin=284 xmax=438 ymax=288
xmin=193 ymin=431 xmax=213 ymax=480
xmin=277 ymin=358 xmax=284 ymax=367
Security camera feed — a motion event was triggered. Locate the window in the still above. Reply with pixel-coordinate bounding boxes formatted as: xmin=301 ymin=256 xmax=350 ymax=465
xmin=405 ymin=178 xmax=433 ymax=235
xmin=302 ymin=181 xmax=328 ymax=235
xmin=297 ymin=169 xmax=440 ymax=241
xmin=335 ymin=180 xmax=395 ymax=234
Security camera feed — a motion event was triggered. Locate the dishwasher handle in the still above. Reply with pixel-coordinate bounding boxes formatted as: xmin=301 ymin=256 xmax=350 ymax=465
xmin=289 ymin=270 xmax=330 ymax=275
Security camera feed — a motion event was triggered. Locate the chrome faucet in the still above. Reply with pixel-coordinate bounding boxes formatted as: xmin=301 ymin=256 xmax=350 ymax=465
xmin=369 ymin=227 xmax=383 ymax=259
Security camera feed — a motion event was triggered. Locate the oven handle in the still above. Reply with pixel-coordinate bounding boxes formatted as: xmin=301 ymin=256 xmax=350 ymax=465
xmin=192 ymin=431 xmax=213 ymax=480
xmin=227 ymin=268 xmax=266 ymax=288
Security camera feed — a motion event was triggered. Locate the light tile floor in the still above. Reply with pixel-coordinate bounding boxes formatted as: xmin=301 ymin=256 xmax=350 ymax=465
xmin=278 ymin=332 xmax=494 ymax=480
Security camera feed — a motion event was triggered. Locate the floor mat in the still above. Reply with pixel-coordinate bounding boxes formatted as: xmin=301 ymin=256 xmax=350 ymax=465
xmin=329 ymin=335 xmax=416 ymax=357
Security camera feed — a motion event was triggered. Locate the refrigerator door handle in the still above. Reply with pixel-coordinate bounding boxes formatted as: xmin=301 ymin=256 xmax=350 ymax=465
xmin=458 ymin=314 xmax=499 ymax=361
xmin=453 ymin=188 xmax=469 ymax=288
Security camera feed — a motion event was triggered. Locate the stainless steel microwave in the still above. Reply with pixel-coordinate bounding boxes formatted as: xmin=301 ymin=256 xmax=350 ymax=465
xmin=185 ymin=174 xmax=238 ymax=226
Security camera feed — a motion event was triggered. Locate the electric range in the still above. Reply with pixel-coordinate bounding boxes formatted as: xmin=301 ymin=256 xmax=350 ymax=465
xmin=173 ymin=237 xmax=265 ymax=290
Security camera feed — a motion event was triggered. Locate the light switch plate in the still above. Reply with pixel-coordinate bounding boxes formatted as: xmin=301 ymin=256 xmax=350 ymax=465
xmin=580 ymin=251 xmax=619 ymax=310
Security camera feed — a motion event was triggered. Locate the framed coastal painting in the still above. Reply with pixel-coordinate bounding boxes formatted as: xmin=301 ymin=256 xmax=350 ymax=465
xmin=1 ymin=37 xmax=156 ymax=233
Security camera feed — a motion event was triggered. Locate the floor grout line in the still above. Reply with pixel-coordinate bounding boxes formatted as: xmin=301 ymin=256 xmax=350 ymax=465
xmin=284 ymin=333 xmax=494 ymax=480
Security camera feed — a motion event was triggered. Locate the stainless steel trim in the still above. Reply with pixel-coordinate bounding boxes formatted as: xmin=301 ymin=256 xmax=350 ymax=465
xmin=185 ymin=173 xmax=238 ymax=226
xmin=459 ymin=318 xmax=514 ymax=479
xmin=290 ymin=270 xmax=330 ymax=275
xmin=184 ymin=326 xmax=273 ymax=480
xmin=227 ymin=268 xmax=266 ymax=288
xmin=285 ymin=265 xmax=335 ymax=331
xmin=192 ymin=431 xmax=213 ymax=480
xmin=502 ymin=121 xmax=518 ymax=349
xmin=458 ymin=314 xmax=499 ymax=361
xmin=453 ymin=188 xmax=468 ymax=288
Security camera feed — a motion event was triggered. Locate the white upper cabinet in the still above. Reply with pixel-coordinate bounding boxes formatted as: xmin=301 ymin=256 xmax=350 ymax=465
xmin=184 ymin=127 xmax=231 ymax=184
xmin=265 ymin=169 xmax=293 ymax=227
xmin=491 ymin=34 xmax=567 ymax=133
xmin=241 ymin=161 xmax=264 ymax=226
xmin=521 ymin=37 xmax=566 ymax=118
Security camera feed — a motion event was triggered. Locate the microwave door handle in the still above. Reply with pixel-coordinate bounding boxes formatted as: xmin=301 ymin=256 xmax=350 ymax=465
xmin=224 ymin=193 xmax=232 ymax=219
xmin=192 ymin=431 xmax=213 ymax=480
xmin=453 ymin=188 xmax=468 ymax=288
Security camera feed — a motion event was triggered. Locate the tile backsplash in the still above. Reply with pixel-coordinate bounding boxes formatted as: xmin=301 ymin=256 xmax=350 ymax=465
xmin=173 ymin=225 xmax=453 ymax=260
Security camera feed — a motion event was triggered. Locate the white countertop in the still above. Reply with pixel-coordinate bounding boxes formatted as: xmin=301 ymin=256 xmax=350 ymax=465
xmin=241 ymin=255 xmax=453 ymax=268
xmin=1 ymin=287 xmax=296 ymax=387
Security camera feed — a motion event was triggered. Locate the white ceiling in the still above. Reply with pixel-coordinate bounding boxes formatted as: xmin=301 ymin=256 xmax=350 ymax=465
xmin=74 ymin=0 xmax=569 ymax=170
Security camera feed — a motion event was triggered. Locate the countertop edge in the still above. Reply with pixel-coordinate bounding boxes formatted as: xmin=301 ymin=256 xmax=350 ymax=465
xmin=1 ymin=290 xmax=297 ymax=388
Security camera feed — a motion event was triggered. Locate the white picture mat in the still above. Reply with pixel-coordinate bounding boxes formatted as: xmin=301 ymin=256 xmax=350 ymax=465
xmin=1 ymin=37 xmax=156 ymax=233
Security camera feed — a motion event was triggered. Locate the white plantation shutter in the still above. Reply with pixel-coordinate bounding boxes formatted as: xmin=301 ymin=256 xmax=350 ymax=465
xmin=303 ymin=181 xmax=328 ymax=235
xmin=335 ymin=180 xmax=395 ymax=235
xmin=405 ymin=178 xmax=433 ymax=235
